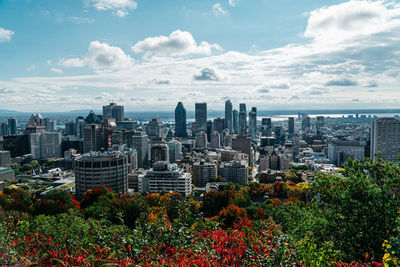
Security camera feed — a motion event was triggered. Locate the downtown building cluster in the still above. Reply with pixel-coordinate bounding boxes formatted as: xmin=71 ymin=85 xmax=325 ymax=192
xmin=0 ymin=101 xmax=400 ymax=199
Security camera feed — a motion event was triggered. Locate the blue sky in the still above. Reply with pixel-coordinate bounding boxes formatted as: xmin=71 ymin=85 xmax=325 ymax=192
xmin=1 ymin=0 xmax=400 ymax=111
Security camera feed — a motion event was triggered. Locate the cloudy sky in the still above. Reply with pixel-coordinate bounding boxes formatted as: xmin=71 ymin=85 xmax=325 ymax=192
xmin=1 ymin=0 xmax=400 ymax=112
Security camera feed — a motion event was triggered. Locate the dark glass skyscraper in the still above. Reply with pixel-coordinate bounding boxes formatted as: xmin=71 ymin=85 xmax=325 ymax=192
xmin=249 ymin=107 xmax=257 ymax=137
xmin=194 ymin=103 xmax=207 ymax=134
xmin=261 ymin=118 xmax=272 ymax=137
xmin=175 ymin=102 xmax=187 ymax=137
xmin=8 ymin=117 xmax=17 ymax=135
xmin=288 ymin=117 xmax=295 ymax=138
xmin=239 ymin=103 xmax=247 ymax=135
xmin=233 ymin=109 xmax=238 ymax=134
xmin=224 ymin=100 xmax=233 ymax=133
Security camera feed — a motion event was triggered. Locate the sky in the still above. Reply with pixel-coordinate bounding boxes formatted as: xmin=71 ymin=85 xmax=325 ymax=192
xmin=0 ymin=0 xmax=400 ymax=112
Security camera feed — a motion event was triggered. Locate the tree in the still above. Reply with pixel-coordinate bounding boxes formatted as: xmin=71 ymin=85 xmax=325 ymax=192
xmin=309 ymin=158 xmax=400 ymax=261
xmin=202 ymin=190 xmax=234 ymax=217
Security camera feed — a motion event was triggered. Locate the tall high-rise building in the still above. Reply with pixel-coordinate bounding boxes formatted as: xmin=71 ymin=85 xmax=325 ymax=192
xmin=233 ymin=109 xmax=238 ymax=133
xmin=29 ymin=132 xmax=62 ymax=159
xmin=213 ymin=117 xmax=225 ymax=133
xmin=210 ymin=131 xmax=221 ymax=149
xmin=103 ymin=102 xmax=124 ymax=122
xmin=8 ymin=117 xmax=17 ymax=135
xmin=261 ymin=118 xmax=272 ymax=137
xmin=146 ymin=118 xmax=165 ymax=138
xmin=45 ymin=120 xmax=56 ymax=132
xmin=288 ymin=117 xmax=295 ymax=138
xmin=239 ymin=103 xmax=247 ymax=135
xmin=103 ymin=119 xmax=117 ymax=149
xmin=194 ymin=103 xmax=207 ymax=134
xmin=302 ymin=116 xmax=311 ymax=132
xmin=275 ymin=126 xmax=284 ymax=145
xmin=249 ymin=107 xmax=257 ymax=137
xmin=195 ymin=131 xmax=207 ymax=149
xmin=225 ymin=100 xmax=233 ymax=133
xmin=132 ymin=131 xmax=149 ymax=168
xmin=83 ymin=124 xmax=103 ymax=153
xmin=65 ymin=122 xmax=76 ymax=136
xmin=316 ymin=116 xmax=325 ymax=136
xmin=371 ymin=118 xmax=400 ymax=162
xmin=232 ymin=135 xmax=253 ymax=165
xmin=0 ymin=123 xmax=8 ymax=136
xmin=168 ymin=139 xmax=182 ymax=163
xmin=175 ymin=102 xmax=187 ymax=138
xmin=74 ymin=151 xmax=128 ymax=199
xmin=151 ymin=142 xmax=169 ymax=167
xmin=75 ymin=117 xmax=85 ymax=139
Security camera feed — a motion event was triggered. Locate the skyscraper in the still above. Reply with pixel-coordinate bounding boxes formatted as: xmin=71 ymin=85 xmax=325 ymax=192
xmin=103 ymin=102 xmax=124 ymax=122
xmin=146 ymin=118 xmax=165 ymax=138
xmin=316 ymin=116 xmax=325 ymax=136
xmin=213 ymin=117 xmax=225 ymax=133
xmin=0 ymin=123 xmax=8 ymax=137
xmin=288 ymin=117 xmax=295 ymax=138
xmin=83 ymin=124 xmax=103 ymax=153
xmin=194 ymin=103 xmax=207 ymax=135
xmin=29 ymin=132 xmax=62 ymax=159
xmin=75 ymin=117 xmax=85 ymax=139
xmin=371 ymin=118 xmax=400 ymax=162
xmin=302 ymin=116 xmax=311 ymax=132
xmin=233 ymin=109 xmax=238 ymax=133
xmin=195 ymin=131 xmax=207 ymax=149
xmin=225 ymin=100 xmax=233 ymax=133
xmin=249 ymin=107 xmax=257 ymax=137
xmin=210 ymin=131 xmax=221 ymax=149
xmin=175 ymin=102 xmax=187 ymax=137
xmin=8 ymin=117 xmax=17 ymax=135
xmin=261 ymin=118 xmax=272 ymax=137
xmin=239 ymin=103 xmax=247 ymax=135
xmin=132 ymin=131 xmax=149 ymax=168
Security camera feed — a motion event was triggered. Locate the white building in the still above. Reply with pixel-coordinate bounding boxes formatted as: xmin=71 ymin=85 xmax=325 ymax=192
xmin=210 ymin=131 xmax=221 ymax=149
xmin=195 ymin=131 xmax=207 ymax=149
xmin=168 ymin=139 xmax=183 ymax=163
xmin=0 ymin=151 xmax=11 ymax=167
xmin=371 ymin=118 xmax=400 ymax=162
xmin=328 ymin=140 xmax=364 ymax=165
xmin=29 ymin=132 xmax=62 ymax=159
xmin=141 ymin=161 xmax=192 ymax=196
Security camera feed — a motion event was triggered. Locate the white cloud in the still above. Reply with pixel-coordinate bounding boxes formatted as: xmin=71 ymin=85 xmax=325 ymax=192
xmin=0 ymin=27 xmax=14 ymax=43
xmin=88 ymin=0 xmax=137 ymax=17
xmin=68 ymin=16 xmax=95 ymax=24
xmin=50 ymin=68 xmax=63 ymax=74
xmin=26 ymin=65 xmax=36 ymax=72
xmin=193 ymin=68 xmax=220 ymax=81
xmin=2 ymin=1 xmax=400 ymax=111
xmin=131 ymin=30 xmax=222 ymax=56
xmin=228 ymin=0 xmax=239 ymax=7
xmin=213 ymin=3 xmax=228 ymax=16
xmin=305 ymin=1 xmax=400 ymax=43
xmin=61 ymin=41 xmax=133 ymax=70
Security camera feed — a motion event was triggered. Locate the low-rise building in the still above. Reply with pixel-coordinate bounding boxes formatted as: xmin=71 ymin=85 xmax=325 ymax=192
xmin=0 ymin=167 xmax=15 ymax=181
xmin=218 ymin=160 xmax=248 ymax=185
xmin=141 ymin=161 xmax=192 ymax=196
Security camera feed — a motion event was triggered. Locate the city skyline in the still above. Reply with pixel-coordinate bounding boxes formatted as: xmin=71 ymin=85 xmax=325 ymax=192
xmin=1 ymin=0 xmax=400 ymax=111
